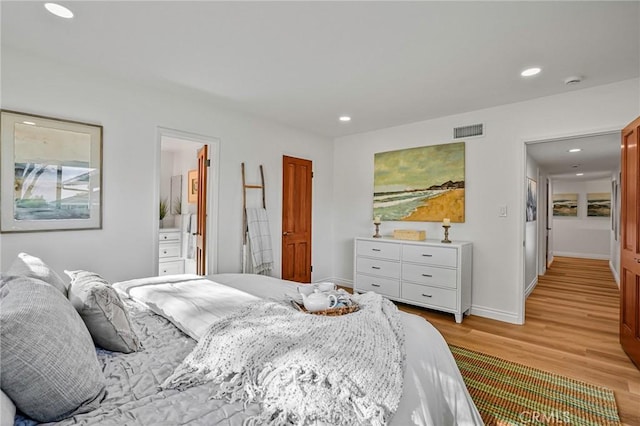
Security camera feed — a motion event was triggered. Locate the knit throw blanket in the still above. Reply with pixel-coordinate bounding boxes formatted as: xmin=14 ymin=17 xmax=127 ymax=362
xmin=162 ymin=292 xmax=405 ymax=426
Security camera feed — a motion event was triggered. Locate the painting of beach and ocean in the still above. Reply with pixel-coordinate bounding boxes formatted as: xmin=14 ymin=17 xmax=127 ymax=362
xmin=373 ymin=142 xmax=465 ymax=222
xmin=587 ymin=192 xmax=611 ymax=217
xmin=553 ymin=193 xmax=578 ymax=217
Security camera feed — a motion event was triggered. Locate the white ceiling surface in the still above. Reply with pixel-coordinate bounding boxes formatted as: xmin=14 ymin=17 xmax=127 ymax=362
xmin=2 ymin=1 xmax=639 ymax=138
xmin=527 ymin=133 xmax=620 ymax=181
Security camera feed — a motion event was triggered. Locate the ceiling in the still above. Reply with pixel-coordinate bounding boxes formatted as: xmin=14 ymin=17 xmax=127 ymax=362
xmin=527 ymin=132 xmax=620 ymax=182
xmin=1 ymin=1 xmax=638 ymax=139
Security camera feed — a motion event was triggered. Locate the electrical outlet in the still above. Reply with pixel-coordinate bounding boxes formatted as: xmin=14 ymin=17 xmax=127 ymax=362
xmin=499 ymin=205 xmax=507 ymax=217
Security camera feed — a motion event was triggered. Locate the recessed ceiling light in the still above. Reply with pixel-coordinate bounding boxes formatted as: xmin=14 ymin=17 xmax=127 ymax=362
xmin=568 ymin=148 xmax=582 ymax=153
xmin=576 ymin=173 xmax=584 ymax=176
xmin=339 ymin=116 xmax=351 ymax=122
xmin=45 ymin=3 xmax=74 ymax=19
xmin=521 ymin=67 xmax=541 ymax=77
xmin=22 ymin=121 xmax=36 ymax=125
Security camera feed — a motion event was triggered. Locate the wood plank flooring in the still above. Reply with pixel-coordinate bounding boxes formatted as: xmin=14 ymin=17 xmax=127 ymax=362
xmin=395 ymin=256 xmax=640 ymax=425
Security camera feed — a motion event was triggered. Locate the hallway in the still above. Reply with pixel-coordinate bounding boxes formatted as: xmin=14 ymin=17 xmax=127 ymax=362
xmin=400 ymin=256 xmax=640 ymax=425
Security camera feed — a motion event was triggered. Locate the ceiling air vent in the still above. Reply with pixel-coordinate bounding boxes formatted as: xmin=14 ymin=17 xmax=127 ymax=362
xmin=453 ymin=123 xmax=484 ymax=139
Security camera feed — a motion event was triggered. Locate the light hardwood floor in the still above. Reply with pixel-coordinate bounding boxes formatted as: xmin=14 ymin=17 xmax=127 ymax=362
xmin=395 ymin=256 xmax=640 ymax=425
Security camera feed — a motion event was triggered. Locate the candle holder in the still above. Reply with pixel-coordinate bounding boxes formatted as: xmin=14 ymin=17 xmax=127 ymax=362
xmin=441 ymin=225 xmax=451 ymax=243
xmin=373 ymin=222 xmax=381 ymax=238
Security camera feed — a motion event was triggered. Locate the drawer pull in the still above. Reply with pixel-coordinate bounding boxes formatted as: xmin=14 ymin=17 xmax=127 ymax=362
xmin=163 ymin=270 xmax=167 ymax=273
xmin=421 ymin=294 xmax=433 ymax=298
xmin=422 ymin=274 xmax=432 ymax=277
xmin=163 ymin=236 xmax=168 ymax=240
xmin=163 ymin=250 xmax=167 ymax=254
xmin=422 ymin=254 xmax=433 ymax=257
xmin=371 ymin=266 xmax=381 ymax=270
xmin=371 ymin=248 xmax=381 ymax=252
xmin=371 ymin=284 xmax=381 ymax=288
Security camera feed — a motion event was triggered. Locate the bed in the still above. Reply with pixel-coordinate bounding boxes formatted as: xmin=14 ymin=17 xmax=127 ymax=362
xmin=1 ymin=254 xmax=481 ymax=426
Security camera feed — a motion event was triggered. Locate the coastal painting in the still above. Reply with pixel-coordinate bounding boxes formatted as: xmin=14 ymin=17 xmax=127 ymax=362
xmin=553 ymin=193 xmax=578 ymax=217
xmin=587 ymin=192 xmax=611 ymax=217
xmin=373 ymin=142 xmax=465 ymax=222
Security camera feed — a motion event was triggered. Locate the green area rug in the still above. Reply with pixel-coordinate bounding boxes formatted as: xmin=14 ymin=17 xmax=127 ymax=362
xmin=449 ymin=345 xmax=621 ymax=426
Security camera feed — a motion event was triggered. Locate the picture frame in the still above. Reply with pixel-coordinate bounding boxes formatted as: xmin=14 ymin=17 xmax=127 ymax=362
xmin=188 ymin=169 xmax=198 ymax=204
xmin=526 ymin=178 xmax=537 ymax=222
xmin=1 ymin=110 xmax=102 ymax=233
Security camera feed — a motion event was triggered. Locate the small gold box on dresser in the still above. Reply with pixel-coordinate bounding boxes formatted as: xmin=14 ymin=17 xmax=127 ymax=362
xmin=393 ymin=229 xmax=426 ymax=241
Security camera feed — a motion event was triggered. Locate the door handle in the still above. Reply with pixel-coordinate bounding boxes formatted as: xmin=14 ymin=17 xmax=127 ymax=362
xmin=283 ymin=231 xmax=291 ymax=236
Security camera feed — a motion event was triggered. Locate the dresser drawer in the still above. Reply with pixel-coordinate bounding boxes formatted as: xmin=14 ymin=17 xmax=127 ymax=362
xmin=402 ymin=282 xmax=456 ymax=310
xmin=356 ymin=240 xmax=401 ymax=261
xmin=355 ymin=274 xmax=400 ymax=298
xmin=402 ymin=263 xmax=457 ymax=289
xmin=159 ymin=260 xmax=184 ymax=276
xmin=402 ymin=244 xmax=457 ymax=267
xmin=356 ymin=257 xmax=401 ymax=279
xmin=159 ymin=243 xmax=181 ymax=258
xmin=159 ymin=231 xmax=181 ymax=242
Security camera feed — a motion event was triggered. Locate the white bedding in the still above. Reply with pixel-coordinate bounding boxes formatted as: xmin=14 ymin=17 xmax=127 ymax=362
xmin=113 ymin=273 xmax=482 ymax=426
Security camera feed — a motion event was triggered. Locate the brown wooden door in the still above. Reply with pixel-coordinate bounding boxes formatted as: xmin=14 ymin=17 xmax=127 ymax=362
xmin=282 ymin=156 xmax=312 ymax=282
xmin=620 ymin=116 xmax=640 ymax=368
xmin=196 ymin=145 xmax=208 ymax=275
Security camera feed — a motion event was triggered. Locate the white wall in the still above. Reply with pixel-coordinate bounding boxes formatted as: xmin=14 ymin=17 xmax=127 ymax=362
xmin=1 ymin=48 xmax=335 ymax=283
xmin=524 ymin=155 xmax=540 ymax=297
xmin=552 ymin=179 xmax=612 ymax=259
xmin=333 ymin=78 xmax=639 ymax=324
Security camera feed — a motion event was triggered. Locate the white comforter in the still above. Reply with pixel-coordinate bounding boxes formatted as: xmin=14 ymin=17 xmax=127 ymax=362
xmin=113 ymin=273 xmax=482 ymax=426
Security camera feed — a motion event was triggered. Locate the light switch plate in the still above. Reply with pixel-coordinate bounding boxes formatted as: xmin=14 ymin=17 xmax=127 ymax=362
xmin=499 ymin=205 xmax=507 ymax=217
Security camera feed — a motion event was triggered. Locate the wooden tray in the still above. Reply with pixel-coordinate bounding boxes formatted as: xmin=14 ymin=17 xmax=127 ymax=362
xmin=291 ymin=300 xmax=359 ymax=316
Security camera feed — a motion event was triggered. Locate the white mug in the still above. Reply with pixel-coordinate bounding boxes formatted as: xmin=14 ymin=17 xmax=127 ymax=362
xmin=317 ymin=282 xmax=336 ymax=292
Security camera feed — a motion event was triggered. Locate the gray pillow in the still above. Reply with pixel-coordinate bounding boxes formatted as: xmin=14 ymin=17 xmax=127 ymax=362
xmin=65 ymin=270 xmax=141 ymax=353
xmin=0 ymin=275 xmax=106 ymax=422
xmin=7 ymin=252 xmax=69 ymax=296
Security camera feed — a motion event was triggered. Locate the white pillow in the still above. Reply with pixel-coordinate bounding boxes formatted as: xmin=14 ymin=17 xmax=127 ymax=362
xmin=7 ymin=252 xmax=69 ymax=296
xmin=0 ymin=390 xmax=15 ymax=426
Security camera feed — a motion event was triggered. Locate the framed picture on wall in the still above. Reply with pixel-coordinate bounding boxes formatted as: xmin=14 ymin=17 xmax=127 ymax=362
xmin=188 ymin=169 xmax=198 ymax=204
xmin=0 ymin=110 xmax=103 ymax=233
xmin=587 ymin=192 xmax=611 ymax=217
xmin=552 ymin=193 xmax=578 ymax=217
xmin=526 ymin=178 xmax=537 ymax=222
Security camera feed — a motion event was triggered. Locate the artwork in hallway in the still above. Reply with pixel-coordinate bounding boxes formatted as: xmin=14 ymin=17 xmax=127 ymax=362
xmin=373 ymin=142 xmax=465 ymax=222
xmin=587 ymin=192 xmax=611 ymax=217
xmin=552 ymin=193 xmax=578 ymax=217
xmin=526 ymin=178 xmax=537 ymax=222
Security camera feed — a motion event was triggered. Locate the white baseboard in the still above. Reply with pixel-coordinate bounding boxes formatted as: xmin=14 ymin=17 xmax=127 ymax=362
xmin=609 ymin=261 xmax=620 ymax=288
xmin=470 ymin=305 xmax=522 ymax=324
xmin=525 ymin=277 xmax=538 ymax=298
xmin=553 ymin=251 xmax=610 ymax=260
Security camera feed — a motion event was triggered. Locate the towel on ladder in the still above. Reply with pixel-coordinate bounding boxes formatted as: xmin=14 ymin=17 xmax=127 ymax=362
xmin=184 ymin=214 xmax=197 ymax=259
xmin=245 ymin=208 xmax=274 ymax=275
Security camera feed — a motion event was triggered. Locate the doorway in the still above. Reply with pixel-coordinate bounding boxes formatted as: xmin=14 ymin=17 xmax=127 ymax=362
xmin=157 ymin=127 xmax=220 ymax=276
xmin=521 ymin=130 xmax=621 ymax=322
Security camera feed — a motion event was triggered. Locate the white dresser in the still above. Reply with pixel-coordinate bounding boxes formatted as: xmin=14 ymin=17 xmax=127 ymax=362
xmin=159 ymin=228 xmax=184 ymax=276
xmin=354 ymin=237 xmax=472 ymax=323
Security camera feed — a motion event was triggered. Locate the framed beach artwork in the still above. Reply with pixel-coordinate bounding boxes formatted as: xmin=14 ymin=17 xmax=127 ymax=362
xmin=0 ymin=110 xmax=102 ymax=233
xmin=587 ymin=192 xmax=611 ymax=217
xmin=552 ymin=193 xmax=578 ymax=217
xmin=526 ymin=178 xmax=537 ymax=222
xmin=373 ymin=142 xmax=465 ymax=222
